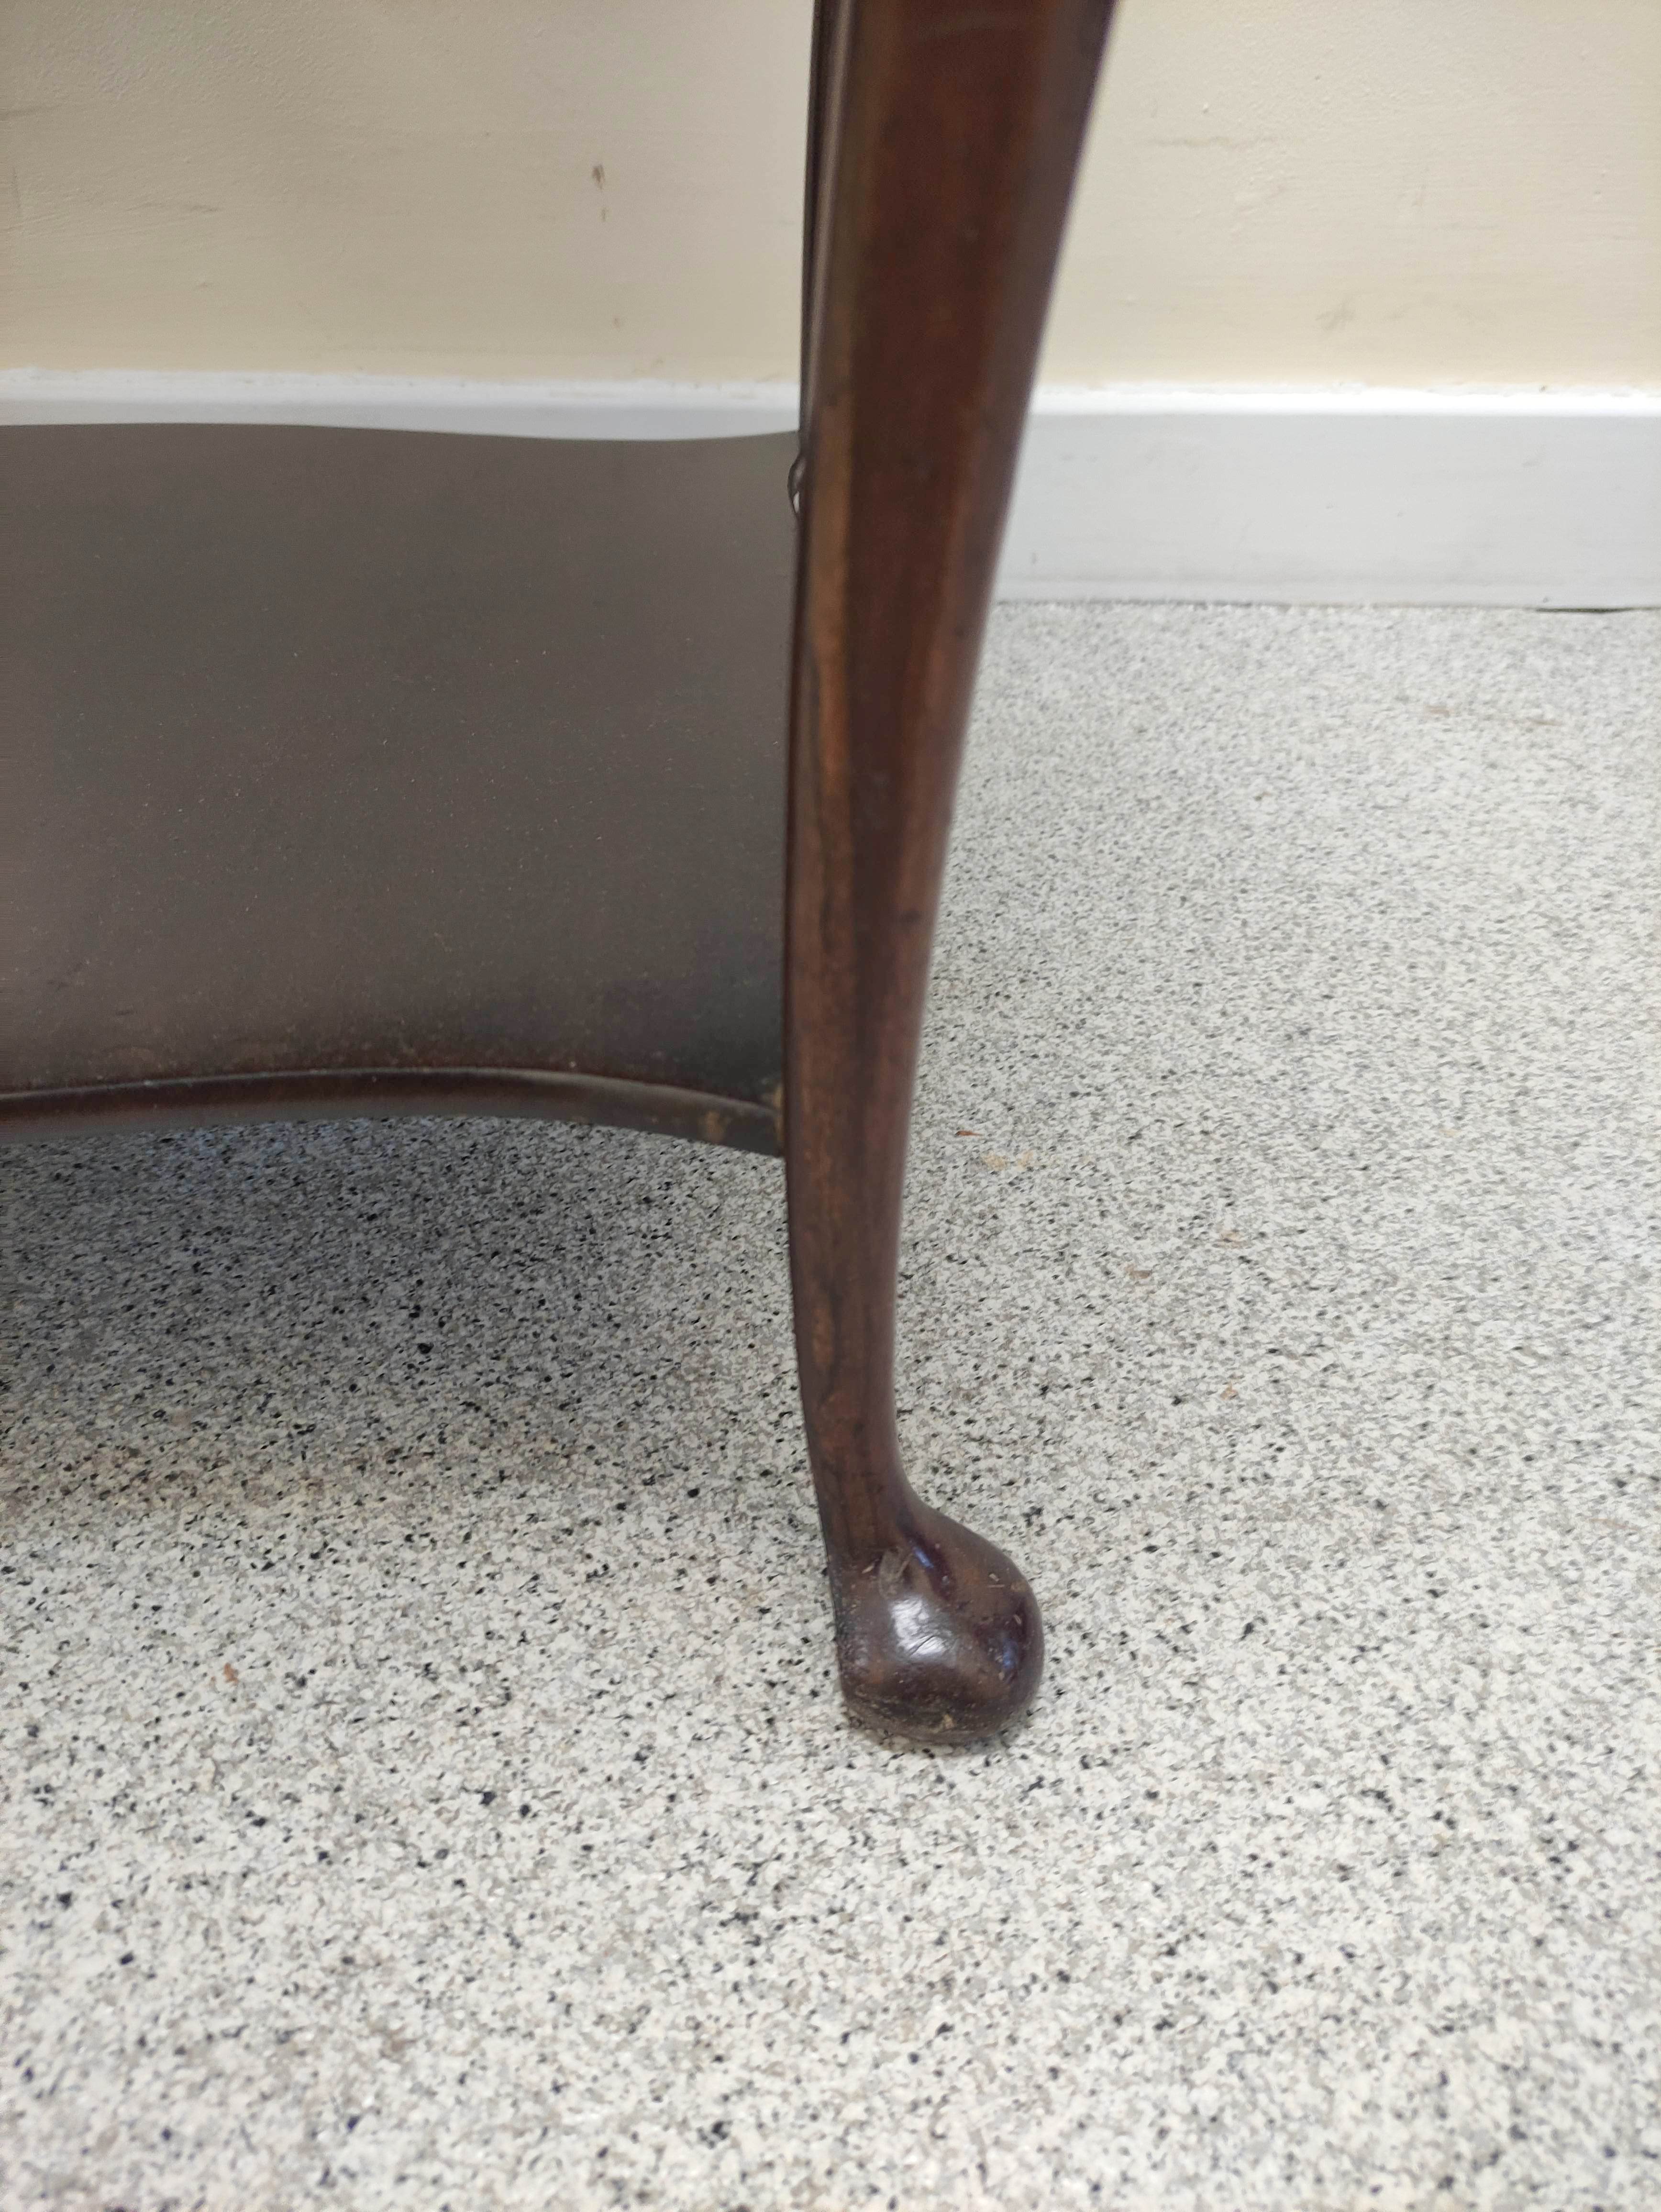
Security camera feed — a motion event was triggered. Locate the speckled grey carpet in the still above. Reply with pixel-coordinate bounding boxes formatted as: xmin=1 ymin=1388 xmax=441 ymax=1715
xmin=4 ymin=605 xmax=1659 ymax=2211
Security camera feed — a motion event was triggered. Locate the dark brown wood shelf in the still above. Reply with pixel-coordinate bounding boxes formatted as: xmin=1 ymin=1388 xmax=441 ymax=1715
xmin=0 ymin=423 xmax=795 ymax=1150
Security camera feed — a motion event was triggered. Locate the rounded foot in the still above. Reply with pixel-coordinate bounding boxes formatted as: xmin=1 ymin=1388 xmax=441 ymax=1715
xmin=830 ymin=1506 xmax=1043 ymax=1743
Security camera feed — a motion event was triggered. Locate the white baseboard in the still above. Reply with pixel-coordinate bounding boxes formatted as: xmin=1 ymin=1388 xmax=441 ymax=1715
xmin=0 ymin=369 xmax=802 ymax=442
xmin=4 ymin=370 xmax=1656 ymax=608
xmin=1006 ymin=386 xmax=1661 ymax=608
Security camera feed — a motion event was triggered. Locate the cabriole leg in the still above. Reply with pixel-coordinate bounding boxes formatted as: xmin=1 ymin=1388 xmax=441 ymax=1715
xmin=786 ymin=0 xmax=1113 ymax=1739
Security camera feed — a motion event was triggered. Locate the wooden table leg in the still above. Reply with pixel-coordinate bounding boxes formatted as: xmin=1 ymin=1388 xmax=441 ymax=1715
xmin=786 ymin=0 xmax=1114 ymax=1739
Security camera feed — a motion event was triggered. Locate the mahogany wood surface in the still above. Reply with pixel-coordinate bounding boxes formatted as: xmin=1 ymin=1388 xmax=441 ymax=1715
xmin=786 ymin=0 xmax=1113 ymax=1737
xmin=2 ymin=2 xmax=1110 ymax=1742
xmin=0 ymin=424 xmax=794 ymax=1141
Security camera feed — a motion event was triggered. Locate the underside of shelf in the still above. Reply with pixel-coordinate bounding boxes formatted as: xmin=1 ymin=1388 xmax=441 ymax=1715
xmin=0 ymin=424 xmax=796 ymax=1153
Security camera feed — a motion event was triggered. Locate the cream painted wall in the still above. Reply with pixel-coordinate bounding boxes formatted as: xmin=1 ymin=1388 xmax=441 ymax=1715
xmin=3 ymin=0 xmax=1658 ymax=387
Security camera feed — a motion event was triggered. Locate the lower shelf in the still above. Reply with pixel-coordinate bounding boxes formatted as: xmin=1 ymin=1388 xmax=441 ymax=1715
xmin=0 ymin=423 xmax=797 ymax=1147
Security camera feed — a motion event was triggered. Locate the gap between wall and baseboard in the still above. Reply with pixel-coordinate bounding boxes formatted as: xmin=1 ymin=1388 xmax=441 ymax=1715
xmin=3 ymin=370 xmax=1657 ymax=608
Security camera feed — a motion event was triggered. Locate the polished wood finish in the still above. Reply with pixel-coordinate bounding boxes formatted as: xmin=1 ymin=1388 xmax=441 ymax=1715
xmin=1 ymin=7 xmax=1109 ymax=1742
xmin=787 ymin=0 xmax=1113 ymax=1736
xmin=0 ymin=424 xmax=794 ymax=1139
xmin=0 ymin=1069 xmax=776 ymax=1154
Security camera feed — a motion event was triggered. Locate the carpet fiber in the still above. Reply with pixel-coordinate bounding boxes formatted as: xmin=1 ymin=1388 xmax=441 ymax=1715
xmin=4 ymin=606 xmax=1658 ymax=2209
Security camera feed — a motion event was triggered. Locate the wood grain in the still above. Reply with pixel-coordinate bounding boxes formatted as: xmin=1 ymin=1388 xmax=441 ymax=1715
xmin=786 ymin=0 xmax=1113 ymax=1738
